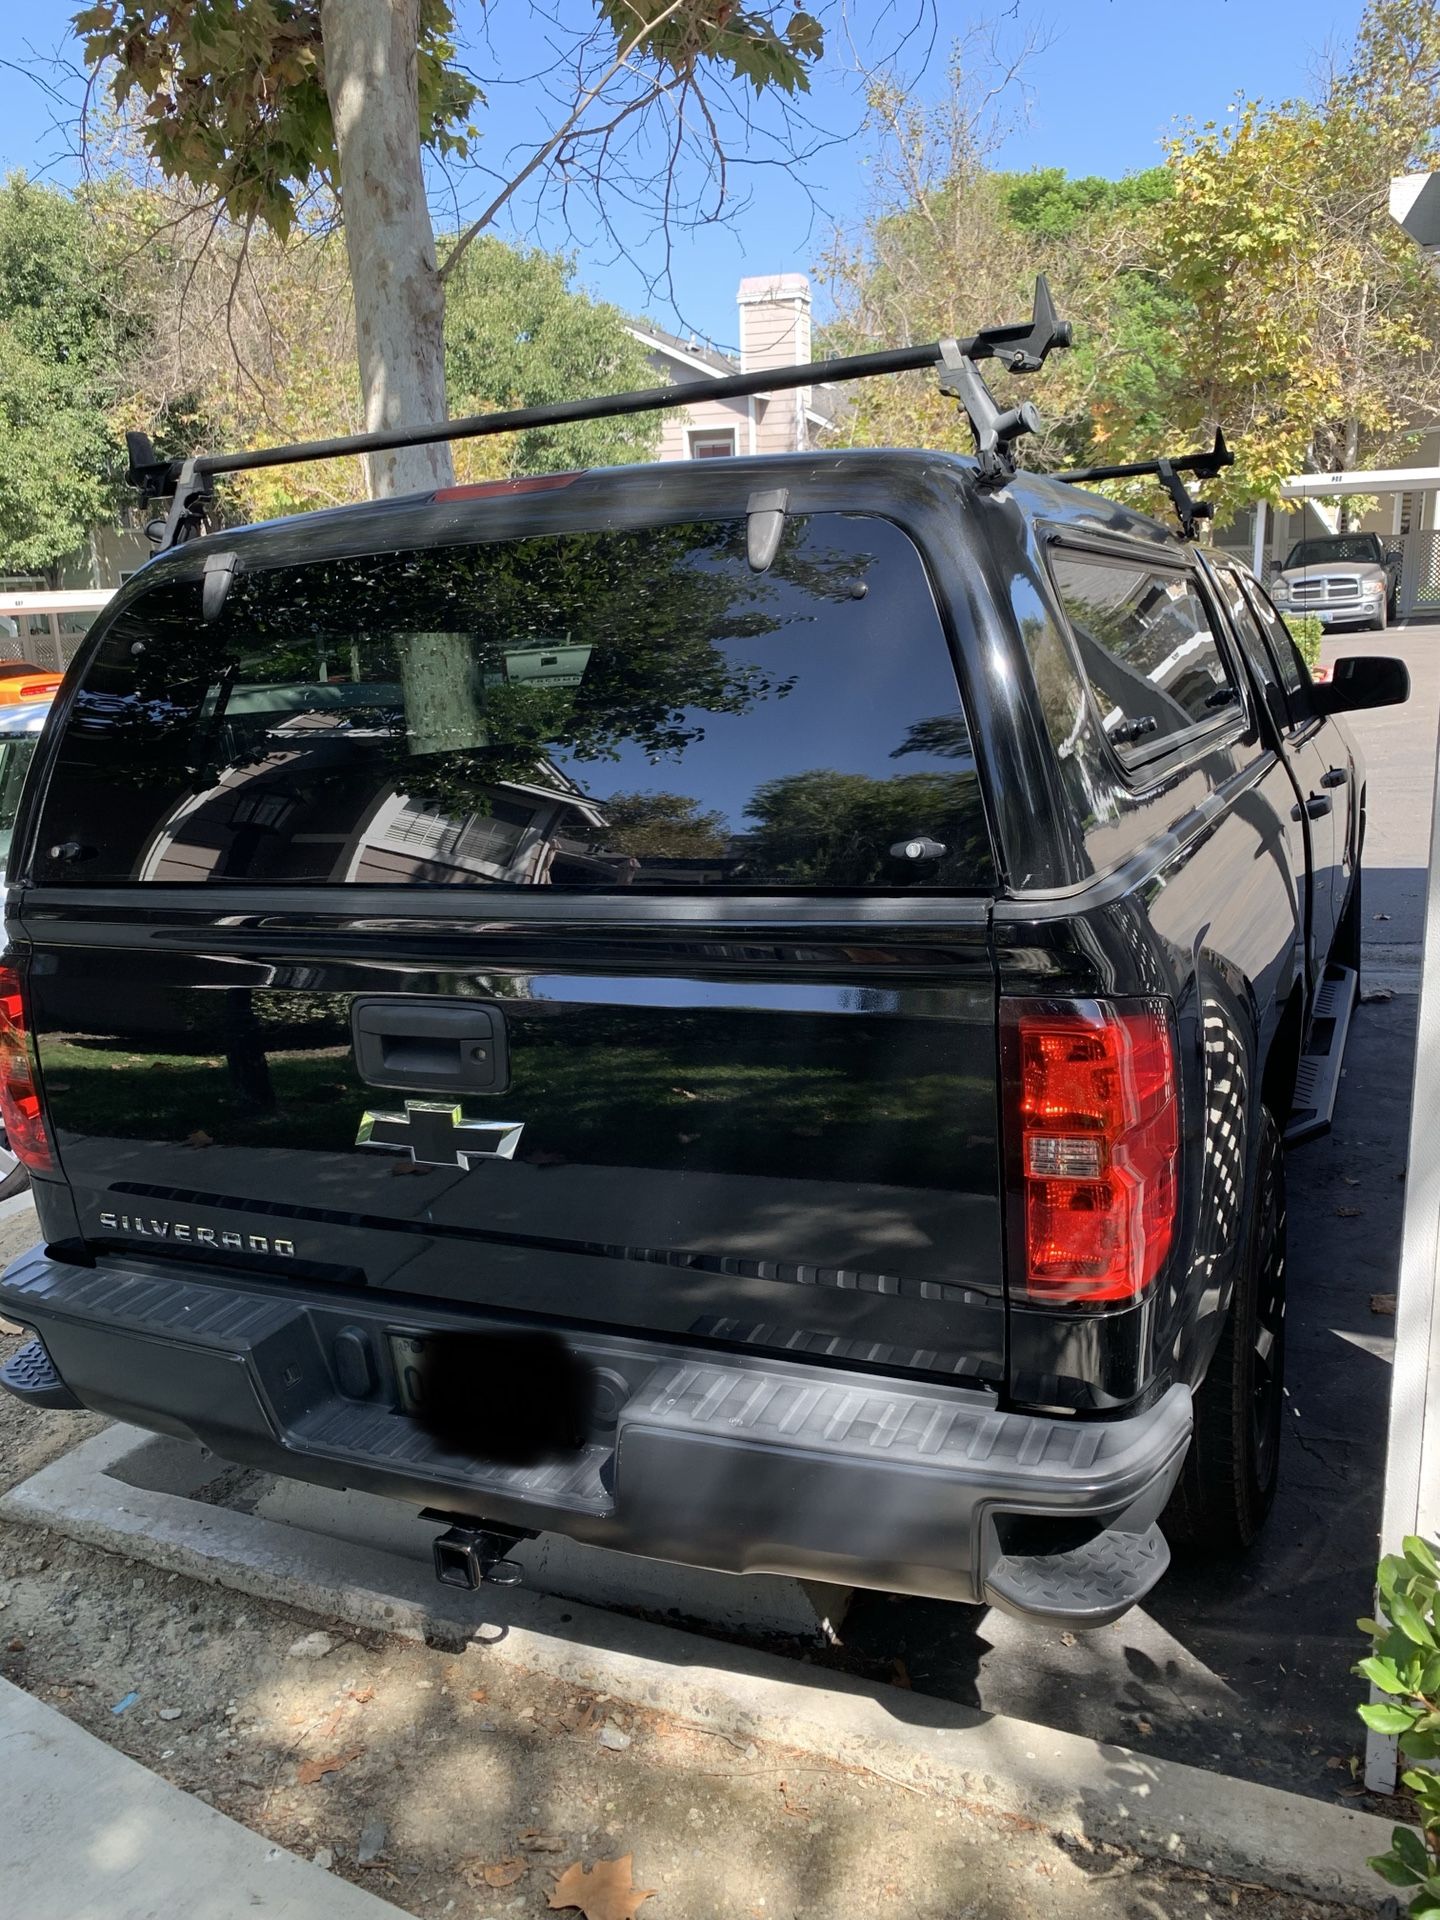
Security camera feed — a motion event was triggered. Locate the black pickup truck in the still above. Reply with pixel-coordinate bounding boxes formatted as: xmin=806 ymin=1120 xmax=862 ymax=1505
xmin=0 ymin=324 xmax=1411 ymax=1629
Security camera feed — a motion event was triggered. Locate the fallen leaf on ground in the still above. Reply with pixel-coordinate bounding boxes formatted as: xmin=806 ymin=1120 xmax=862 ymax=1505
xmin=1341 ymin=1174 xmax=1361 ymax=1186
xmin=549 ymin=1856 xmax=655 ymax=1919
xmin=1371 ymin=1293 xmax=1397 ymax=1316
xmin=463 ymin=1857 xmax=527 ymax=1890
xmin=1135 ymin=1718 xmax=1153 ymax=1735
xmin=889 ymin=1657 xmax=912 ymax=1689
xmin=296 ymin=1746 xmax=364 ymax=1786
xmin=519 ymin=1830 xmax=566 ymax=1852
xmin=184 ymin=1130 xmax=213 ymax=1149
xmin=1361 ymin=988 xmax=1395 ymax=1004
xmin=1059 ymin=1630 xmax=1078 ymax=1648
xmin=347 ymin=1687 xmax=375 ymax=1704
xmin=1335 ymin=1205 xmax=1363 ymax=1218
xmin=314 ymin=1705 xmax=347 ymax=1741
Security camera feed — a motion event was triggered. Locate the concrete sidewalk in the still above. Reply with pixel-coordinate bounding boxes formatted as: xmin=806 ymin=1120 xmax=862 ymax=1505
xmin=0 ymin=1676 xmax=405 ymax=1920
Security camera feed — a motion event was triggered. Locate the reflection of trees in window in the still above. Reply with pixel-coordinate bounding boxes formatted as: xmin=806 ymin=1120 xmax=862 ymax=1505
xmin=889 ymin=711 xmax=973 ymax=762
xmin=587 ymin=791 xmax=731 ymax=859
xmin=738 ymin=768 xmax=987 ymax=888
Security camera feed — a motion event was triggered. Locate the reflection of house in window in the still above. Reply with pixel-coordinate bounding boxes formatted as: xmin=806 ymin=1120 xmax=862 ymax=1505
xmin=345 ymin=778 xmax=605 ymax=886
xmin=133 ymin=686 xmax=747 ymax=890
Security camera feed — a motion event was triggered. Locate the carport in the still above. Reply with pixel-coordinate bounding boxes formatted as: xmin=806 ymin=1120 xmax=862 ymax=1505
xmin=1256 ymin=467 xmax=1440 ymax=619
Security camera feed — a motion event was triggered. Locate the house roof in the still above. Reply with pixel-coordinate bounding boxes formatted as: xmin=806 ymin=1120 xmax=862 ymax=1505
xmin=625 ymin=319 xmax=737 ymax=378
xmin=625 ymin=317 xmax=840 ymax=429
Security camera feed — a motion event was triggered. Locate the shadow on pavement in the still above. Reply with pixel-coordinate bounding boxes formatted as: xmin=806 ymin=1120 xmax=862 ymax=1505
xmin=829 ymin=975 xmax=1415 ymax=1801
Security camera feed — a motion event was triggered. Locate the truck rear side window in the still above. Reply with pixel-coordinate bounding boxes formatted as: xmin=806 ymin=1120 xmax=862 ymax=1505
xmin=1051 ymin=550 xmax=1239 ymax=765
xmin=33 ymin=513 xmax=992 ymax=892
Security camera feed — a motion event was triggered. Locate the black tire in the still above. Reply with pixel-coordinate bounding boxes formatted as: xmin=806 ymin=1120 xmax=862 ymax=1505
xmin=1166 ymin=1107 xmax=1286 ymax=1554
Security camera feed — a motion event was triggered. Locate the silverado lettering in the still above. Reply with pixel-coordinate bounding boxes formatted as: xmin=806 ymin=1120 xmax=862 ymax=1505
xmin=97 ymin=1213 xmax=295 ymax=1257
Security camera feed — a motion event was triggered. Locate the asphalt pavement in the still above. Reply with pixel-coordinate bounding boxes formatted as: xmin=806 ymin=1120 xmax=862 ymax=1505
xmin=829 ymin=620 xmax=1440 ymax=1799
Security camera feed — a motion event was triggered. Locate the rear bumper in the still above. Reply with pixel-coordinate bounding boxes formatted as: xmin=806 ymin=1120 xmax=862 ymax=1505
xmin=0 ymin=1245 xmax=1192 ymax=1627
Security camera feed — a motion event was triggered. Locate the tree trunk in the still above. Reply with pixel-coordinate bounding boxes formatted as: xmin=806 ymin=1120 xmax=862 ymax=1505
xmin=319 ymin=0 xmax=455 ymax=499
xmin=319 ymin=0 xmax=477 ymax=760
xmin=1338 ymin=416 xmax=1361 ymax=531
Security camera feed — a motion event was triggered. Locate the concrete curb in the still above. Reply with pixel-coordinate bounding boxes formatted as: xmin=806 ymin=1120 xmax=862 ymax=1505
xmin=2 ymin=1425 xmax=1400 ymax=1911
xmin=0 ymin=1675 xmax=407 ymax=1919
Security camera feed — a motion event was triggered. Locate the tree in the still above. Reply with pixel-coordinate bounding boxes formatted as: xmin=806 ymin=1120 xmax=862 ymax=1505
xmin=1095 ymin=0 xmax=1440 ymax=517
xmin=97 ymin=183 xmax=662 ymax=519
xmin=826 ymin=0 xmax=1440 ymax=526
xmin=819 ymin=42 xmax=1179 ymax=479
xmin=0 ymin=175 xmax=127 ymax=577
xmin=442 ymin=238 xmax=660 ymax=476
xmin=75 ymin=2 xmax=824 ymax=499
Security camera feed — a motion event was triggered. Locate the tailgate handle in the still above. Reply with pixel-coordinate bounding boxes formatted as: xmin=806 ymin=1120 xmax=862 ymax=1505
xmin=351 ymin=997 xmax=509 ymax=1095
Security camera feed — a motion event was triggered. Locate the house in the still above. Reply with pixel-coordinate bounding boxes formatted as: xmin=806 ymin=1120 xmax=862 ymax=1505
xmin=627 ymin=273 xmax=836 ymax=460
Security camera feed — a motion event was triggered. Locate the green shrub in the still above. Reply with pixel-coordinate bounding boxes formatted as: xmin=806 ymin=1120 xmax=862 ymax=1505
xmin=1289 ymin=611 xmax=1324 ymax=673
xmin=1356 ymin=1538 xmax=1440 ymax=1914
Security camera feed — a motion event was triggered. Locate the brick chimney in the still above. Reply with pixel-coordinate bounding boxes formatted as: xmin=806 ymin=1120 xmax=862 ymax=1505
xmin=737 ymin=273 xmax=812 ymax=453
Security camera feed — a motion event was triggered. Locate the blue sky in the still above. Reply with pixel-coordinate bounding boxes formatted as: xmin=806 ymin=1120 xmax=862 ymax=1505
xmin=0 ymin=0 xmax=1367 ymax=348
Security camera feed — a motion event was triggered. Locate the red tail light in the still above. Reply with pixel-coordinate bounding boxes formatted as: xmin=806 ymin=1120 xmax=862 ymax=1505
xmin=0 ymin=963 xmax=54 ymax=1174
xmin=1002 ymin=998 xmax=1179 ymax=1306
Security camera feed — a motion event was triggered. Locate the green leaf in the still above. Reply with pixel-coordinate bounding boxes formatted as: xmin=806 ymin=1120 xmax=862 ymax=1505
xmin=1371 ymin=1851 xmax=1425 ymax=1886
xmin=1361 ymin=1657 xmax=1411 ymax=1695
xmin=1395 ymin=1827 xmax=1432 ymax=1875
xmin=1408 ymin=1896 xmax=1440 ymax=1920
xmin=1361 ymin=1617 xmax=1388 ymax=1639
xmin=1406 ymin=1539 xmax=1440 ymax=1579
xmin=1392 ymin=1592 xmax=1434 ymax=1647
xmin=1364 ymin=1703 xmax=1421 ymax=1734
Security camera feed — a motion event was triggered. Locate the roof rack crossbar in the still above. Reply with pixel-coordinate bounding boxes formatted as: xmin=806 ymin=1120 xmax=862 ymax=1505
xmin=126 ymin=278 xmax=1073 ymax=525
xmin=1056 ymin=430 xmax=1235 ymax=539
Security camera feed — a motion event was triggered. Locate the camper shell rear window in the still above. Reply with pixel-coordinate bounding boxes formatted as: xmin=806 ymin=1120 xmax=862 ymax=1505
xmin=32 ymin=512 xmax=993 ymax=893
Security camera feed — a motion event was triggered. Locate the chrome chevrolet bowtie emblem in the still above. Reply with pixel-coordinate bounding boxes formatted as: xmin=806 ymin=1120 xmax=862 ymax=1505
xmin=356 ymin=1102 xmax=524 ymax=1169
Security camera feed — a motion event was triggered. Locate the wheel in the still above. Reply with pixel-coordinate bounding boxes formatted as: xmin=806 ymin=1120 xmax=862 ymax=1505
xmin=1165 ymin=1106 xmax=1286 ymax=1554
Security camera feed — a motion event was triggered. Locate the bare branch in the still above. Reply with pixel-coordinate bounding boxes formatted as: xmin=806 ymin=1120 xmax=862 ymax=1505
xmin=438 ymin=0 xmax=689 ymax=282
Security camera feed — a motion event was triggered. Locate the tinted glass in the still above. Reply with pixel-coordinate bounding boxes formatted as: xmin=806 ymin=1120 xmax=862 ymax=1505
xmin=1240 ymin=577 xmax=1310 ymax=704
xmin=1216 ymin=571 xmax=1280 ymax=692
xmin=1283 ymin=536 xmax=1384 ymax=569
xmin=0 ymin=734 xmax=37 ymax=867
xmin=1051 ymin=551 xmax=1238 ymax=764
xmin=35 ymin=513 xmax=992 ymax=892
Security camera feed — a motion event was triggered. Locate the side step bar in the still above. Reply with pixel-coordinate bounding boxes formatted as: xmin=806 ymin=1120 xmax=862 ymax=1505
xmin=1286 ymin=964 xmax=1358 ymax=1146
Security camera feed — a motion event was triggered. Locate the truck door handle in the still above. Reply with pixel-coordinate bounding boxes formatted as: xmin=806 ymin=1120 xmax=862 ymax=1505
xmin=1319 ymin=767 xmax=1348 ymax=788
xmin=351 ymin=997 xmax=510 ymax=1095
xmin=1293 ymin=794 xmax=1333 ymax=821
